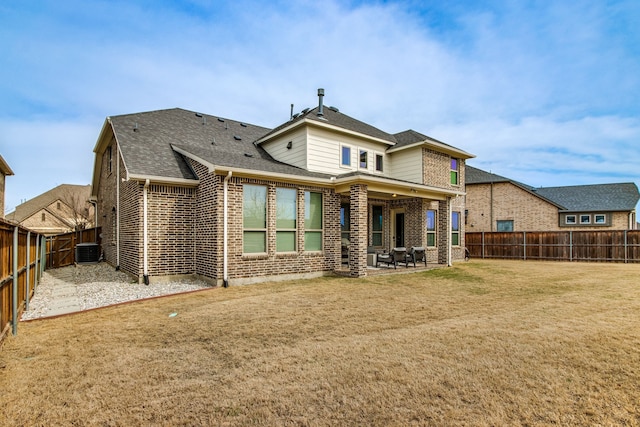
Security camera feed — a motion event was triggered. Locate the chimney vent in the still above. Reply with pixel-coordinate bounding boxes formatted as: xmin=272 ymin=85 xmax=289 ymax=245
xmin=317 ymin=88 xmax=325 ymax=116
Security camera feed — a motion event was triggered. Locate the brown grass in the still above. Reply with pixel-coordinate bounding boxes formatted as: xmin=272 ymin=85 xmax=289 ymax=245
xmin=1 ymin=260 xmax=639 ymax=426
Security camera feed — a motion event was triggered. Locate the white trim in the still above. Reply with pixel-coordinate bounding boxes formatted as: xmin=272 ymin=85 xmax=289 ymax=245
xmin=339 ymin=143 xmax=354 ymax=169
xmin=127 ymin=174 xmax=200 ymax=186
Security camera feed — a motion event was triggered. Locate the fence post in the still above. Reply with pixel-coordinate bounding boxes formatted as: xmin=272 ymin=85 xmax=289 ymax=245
xmin=523 ymin=231 xmax=527 ymax=261
xmin=624 ymin=230 xmax=628 ymax=264
xmin=481 ymin=232 xmax=485 ymax=259
xmin=26 ymin=231 xmax=31 ymax=311
xmin=12 ymin=226 xmax=18 ymax=336
xmin=569 ymin=231 xmax=573 ymax=262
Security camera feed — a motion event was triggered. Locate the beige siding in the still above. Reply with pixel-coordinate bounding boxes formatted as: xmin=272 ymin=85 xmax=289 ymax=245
xmin=388 ymin=147 xmax=423 ymax=184
xmin=260 ymin=128 xmax=308 ymax=169
xmin=306 ymin=127 xmax=389 ymax=176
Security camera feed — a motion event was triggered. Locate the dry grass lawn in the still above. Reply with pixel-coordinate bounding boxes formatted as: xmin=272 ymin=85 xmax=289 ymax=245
xmin=1 ymin=260 xmax=639 ymax=426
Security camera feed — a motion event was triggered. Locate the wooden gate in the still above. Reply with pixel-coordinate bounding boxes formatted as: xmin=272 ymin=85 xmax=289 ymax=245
xmin=46 ymin=227 xmax=101 ymax=269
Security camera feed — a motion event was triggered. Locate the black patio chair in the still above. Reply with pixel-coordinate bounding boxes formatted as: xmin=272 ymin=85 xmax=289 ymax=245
xmin=408 ymin=246 xmax=427 ymax=267
xmin=376 ymin=247 xmax=407 ymax=269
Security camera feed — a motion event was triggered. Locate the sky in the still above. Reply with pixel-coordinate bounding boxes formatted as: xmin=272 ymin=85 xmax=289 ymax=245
xmin=1 ymin=0 xmax=639 ymax=214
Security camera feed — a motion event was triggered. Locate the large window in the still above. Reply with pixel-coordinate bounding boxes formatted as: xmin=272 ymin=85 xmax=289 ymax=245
xmin=451 ymin=211 xmax=460 ymax=246
xmin=450 ymin=158 xmax=459 ymax=185
xmin=305 ymin=191 xmax=323 ymax=251
xmin=372 ymin=206 xmax=383 ymax=247
xmin=426 ymin=210 xmax=436 ymax=247
xmin=496 ymin=220 xmax=514 ymax=232
xmin=341 ymin=145 xmax=351 ymax=167
xmin=276 ymin=188 xmax=297 ymax=252
xmin=243 ymin=185 xmax=267 ymax=253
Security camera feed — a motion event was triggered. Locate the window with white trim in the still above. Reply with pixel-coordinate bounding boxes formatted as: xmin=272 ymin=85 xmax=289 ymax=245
xmin=594 ymin=214 xmax=606 ymax=224
xmin=341 ymin=145 xmax=352 ymax=167
xmin=359 ymin=149 xmax=368 ymax=169
xmin=565 ymin=215 xmax=576 ymax=224
xmin=276 ymin=188 xmax=297 ymax=252
xmin=580 ymin=214 xmax=591 ymax=224
xmin=426 ymin=210 xmax=436 ymax=247
xmin=375 ymin=153 xmax=383 ymax=172
xmin=243 ymin=184 xmax=267 ymax=253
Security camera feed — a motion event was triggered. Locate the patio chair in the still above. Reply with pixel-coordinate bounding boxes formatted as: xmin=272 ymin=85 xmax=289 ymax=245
xmin=408 ymin=246 xmax=427 ymax=267
xmin=376 ymin=247 xmax=407 ymax=269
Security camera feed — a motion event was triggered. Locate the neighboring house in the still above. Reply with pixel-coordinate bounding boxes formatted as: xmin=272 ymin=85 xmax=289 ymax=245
xmin=5 ymin=184 xmax=94 ymax=235
xmin=465 ymin=166 xmax=639 ymax=232
xmin=0 ymin=154 xmax=14 ymax=218
xmin=90 ymin=90 xmax=474 ymax=285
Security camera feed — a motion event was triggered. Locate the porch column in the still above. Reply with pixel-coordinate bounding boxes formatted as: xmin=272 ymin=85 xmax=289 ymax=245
xmin=437 ymin=198 xmax=450 ymax=265
xmin=349 ymin=184 xmax=368 ymax=277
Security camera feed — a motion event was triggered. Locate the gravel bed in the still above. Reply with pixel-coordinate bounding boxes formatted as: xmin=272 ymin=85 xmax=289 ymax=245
xmin=21 ymin=263 xmax=214 ymax=320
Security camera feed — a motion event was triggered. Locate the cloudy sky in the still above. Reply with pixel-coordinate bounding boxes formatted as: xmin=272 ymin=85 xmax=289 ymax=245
xmin=1 ymin=0 xmax=639 ymax=214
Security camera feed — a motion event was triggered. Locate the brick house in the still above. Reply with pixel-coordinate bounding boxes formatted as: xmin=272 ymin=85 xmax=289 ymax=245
xmin=466 ymin=166 xmax=639 ymax=232
xmin=6 ymin=184 xmax=94 ymax=235
xmin=0 ymin=154 xmax=14 ymax=218
xmin=90 ymin=90 xmax=474 ymax=285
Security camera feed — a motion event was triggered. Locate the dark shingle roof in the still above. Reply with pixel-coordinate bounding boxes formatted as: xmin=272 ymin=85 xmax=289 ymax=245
xmin=534 ymin=183 xmax=640 ymax=212
xmin=111 ymin=108 xmax=331 ymax=180
xmin=259 ymin=106 xmax=397 ymax=144
xmin=465 ymin=166 xmax=511 ymax=184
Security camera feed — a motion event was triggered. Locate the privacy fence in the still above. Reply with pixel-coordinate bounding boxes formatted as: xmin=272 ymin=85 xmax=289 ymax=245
xmin=466 ymin=230 xmax=640 ymax=263
xmin=46 ymin=227 xmax=101 ymax=269
xmin=0 ymin=219 xmax=46 ymax=342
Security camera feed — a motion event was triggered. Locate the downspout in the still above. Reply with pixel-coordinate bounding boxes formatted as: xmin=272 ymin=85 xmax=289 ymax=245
xmin=116 ymin=144 xmax=121 ymax=270
xmin=223 ymin=171 xmax=232 ymax=287
xmin=448 ymin=196 xmax=453 ymax=267
xmin=143 ymin=179 xmax=150 ymax=285
xmin=12 ymin=226 xmax=18 ymax=336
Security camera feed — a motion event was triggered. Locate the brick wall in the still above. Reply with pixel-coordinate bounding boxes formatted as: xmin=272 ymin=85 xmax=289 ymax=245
xmin=423 ymin=149 xmax=465 ymax=191
xmin=466 ymin=182 xmax=632 ymax=232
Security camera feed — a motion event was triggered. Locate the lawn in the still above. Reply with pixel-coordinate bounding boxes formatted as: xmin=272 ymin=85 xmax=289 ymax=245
xmin=1 ymin=260 xmax=639 ymax=426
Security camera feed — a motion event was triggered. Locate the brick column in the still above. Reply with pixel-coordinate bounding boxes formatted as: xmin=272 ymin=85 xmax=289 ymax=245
xmin=437 ymin=198 xmax=449 ymax=265
xmin=349 ymin=184 xmax=368 ymax=277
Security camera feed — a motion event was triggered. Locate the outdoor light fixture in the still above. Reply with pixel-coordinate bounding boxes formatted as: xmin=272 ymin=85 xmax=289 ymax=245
xmin=287 ymin=141 xmax=293 ymax=149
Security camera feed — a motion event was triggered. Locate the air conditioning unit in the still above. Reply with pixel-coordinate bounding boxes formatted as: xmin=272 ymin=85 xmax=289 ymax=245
xmin=75 ymin=243 xmax=100 ymax=264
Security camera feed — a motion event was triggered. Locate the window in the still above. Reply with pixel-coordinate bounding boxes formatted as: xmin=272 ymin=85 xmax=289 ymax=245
xmin=57 ymin=201 xmax=61 ymax=210
xmin=594 ymin=214 xmax=606 ymax=224
xmin=496 ymin=220 xmax=514 ymax=232
xmin=41 ymin=213 xmax=46 ymax=222
xmin=359 ymin=149 xmax=368 ymax=169
xmin=372 ymin=206 xmax=383 ymax=246
xmin=276 ymin=188 xmax=297 ymax=252
xmin=107 ymin=146 xmax=113 ymax=174
xmin=375 ymin=153 xmax=383 ymax=172
xmin=565 ymin=215 xmax=576 ymax=224
xmin=340 ymin=203 xmax=350 ymax=246
xmin=426 ymin=210 xmax=436 ymax=247
xmin=450 ymin=158 xmax=459 ymax=185
xmin=341 ymin=145 xmax=351 ymax=167
xmin=580 ymin=214 xmax=591 ymax=224
xmin=305 ymin=191 xmax=323 ymax=251
xmin=243 ymin=185 xmax=267 ymax=253
xmin=451 ymin=211 xmax=460 ymax=246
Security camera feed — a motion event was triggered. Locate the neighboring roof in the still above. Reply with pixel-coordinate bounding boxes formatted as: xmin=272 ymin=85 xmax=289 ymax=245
xmin=466 ymin=165 xmax=640 ymax=212
xmin=5 ymin=184 xmax=91 ymax=222
xmin=534 ymin=183 xmax=640 ymax=212
xmin=0 ymin=154 xmax=14 ymax=176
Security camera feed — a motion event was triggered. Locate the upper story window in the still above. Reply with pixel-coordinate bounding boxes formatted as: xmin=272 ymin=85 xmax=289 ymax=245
xmin=341 ymin=145 xmax=351 ymax=167
xmin=243 ymin=184 xmax=267 ymax=254
xmin=496 ymin=220 xmax=514 ymax=232
xmin=450 ymin=158 xmax=459 ymax=185
xmin=594 ymin=214 xmax=606 ymax=224
xmin=375 ymin=153 xmax=383 ymax=172
xmin=359 ymin=149 xmax=368 ymax=169
xmin=580 ymin=214 xmax=591 ymax=224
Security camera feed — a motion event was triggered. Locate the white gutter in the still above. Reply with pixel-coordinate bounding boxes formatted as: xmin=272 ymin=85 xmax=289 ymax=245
xmin=223 ymin=171 xmax=232 ymax=287
xmin=143 ymin=179 xmax=150 ymax=285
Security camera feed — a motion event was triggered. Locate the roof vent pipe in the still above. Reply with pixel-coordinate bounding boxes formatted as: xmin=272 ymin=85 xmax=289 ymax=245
xmin=317 ymin=88 xmax=324 ymax=117
xmin=290 ymin=103 xmax=294 ymax=120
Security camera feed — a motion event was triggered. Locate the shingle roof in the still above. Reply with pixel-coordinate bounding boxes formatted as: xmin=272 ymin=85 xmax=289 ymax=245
xmin=111 ymin=108 xmax=331 ymax=180
xmin=6 ymin=184 xmax=91 ymax=222
xmin=534 ymin=183 xmax=640 ymax=212
xmin=0 ymin=154 xmax=14 ymax=176
xmin=259 ymin=106 xmax=397 ymax=144
xmin=465 ymin=166 xmax=511 ymax=184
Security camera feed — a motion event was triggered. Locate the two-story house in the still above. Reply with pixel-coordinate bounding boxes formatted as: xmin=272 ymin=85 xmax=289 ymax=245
xmin=90 ymin=90 xmax=474 ymax=285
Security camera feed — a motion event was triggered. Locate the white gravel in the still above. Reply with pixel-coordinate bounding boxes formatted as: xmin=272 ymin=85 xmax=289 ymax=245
xmin=21 ymin=263 xmax=213 ymax=320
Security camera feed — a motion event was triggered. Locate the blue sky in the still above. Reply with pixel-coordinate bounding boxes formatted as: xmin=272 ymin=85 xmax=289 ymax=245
xmin=1 ymin=0 xmax=639 ymax=214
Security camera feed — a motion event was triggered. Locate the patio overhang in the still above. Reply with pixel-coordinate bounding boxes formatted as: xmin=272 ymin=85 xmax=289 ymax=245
xmin=333 ymin=174 xmax=465 ymax=200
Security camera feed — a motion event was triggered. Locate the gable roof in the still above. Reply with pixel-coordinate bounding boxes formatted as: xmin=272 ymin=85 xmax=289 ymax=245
xmin=6 ymin=184 xmax=91 ymax=223
xmin=534 ymin=183 xmax=640 ymax=212
xmin=0 ymin=154 xmax=14 ymax=176
xmin=466 ymin=165 xmax=639 ymax=212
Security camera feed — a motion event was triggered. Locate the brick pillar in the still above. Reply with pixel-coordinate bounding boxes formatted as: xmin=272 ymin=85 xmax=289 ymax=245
xmin=349 ymin=184 xmax=368 ymax=277
xmin=438 ymin=198 xmax=449 ymax=265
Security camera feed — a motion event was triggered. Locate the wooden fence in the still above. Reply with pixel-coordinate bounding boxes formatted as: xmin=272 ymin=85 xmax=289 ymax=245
xmin=0 ymin=219 xmax=46 ymax=342
xmin=466 ymin=230 xmax=640 ymax=263
xmin=46 ymin=227 xmax=101 ymax=269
